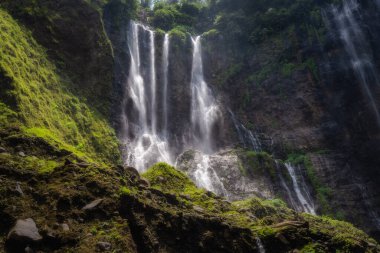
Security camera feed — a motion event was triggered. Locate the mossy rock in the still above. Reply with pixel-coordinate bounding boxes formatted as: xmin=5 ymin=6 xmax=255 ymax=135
xmin=0 ymin=8 xmax=120 ymax=165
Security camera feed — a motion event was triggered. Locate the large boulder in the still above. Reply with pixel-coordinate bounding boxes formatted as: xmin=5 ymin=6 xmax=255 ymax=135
xmin=176 ymin=149 xmax=277 ymax=201
xmin=7 ymin=218 xmax=42 ymax=244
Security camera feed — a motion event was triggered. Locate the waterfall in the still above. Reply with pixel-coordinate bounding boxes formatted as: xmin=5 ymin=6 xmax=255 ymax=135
xmin=275 ymin=161 xmax=299 ymax=211
xmin=229 ymin=109 xmax=261 ymax=151
xmin=162 ymin=33 xmax=170 ymax=137
xmin=255 ymin=238 xmax=266 ymax=253
xmin=193 ymin=153 xmax=229 ymax=197
xmin=186 ymin=36 xmax=227 ymax=195
xmin=325 ymin=0 xmax=380 ymax=127
xmin=123 ymin=21 xmax=172 ymax=171
xmin=150 ymin=30 xmax=157 ymax=135
xmin=190 ymin=36 xmax=221 ymax=153
xmin=285 ymin=163 xmax=316 ymax=214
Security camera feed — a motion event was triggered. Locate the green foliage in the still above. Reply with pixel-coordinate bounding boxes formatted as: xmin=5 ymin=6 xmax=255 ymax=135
xmin=281 ymin=62 xmax=297 ymax=77
xmin=169 ymin=26 xmax=188 ymax=42
xmin=202 ymin=28 xmax=219 ymax=38
xmin=246 ymin=64 xmax=277 ymax=87
xmin=300 ymin=243 xmax=325 ymax=253
xmin=303 ymin=213 xmax=378 ymax=251
xmin=0 ymin=9 xmax=120 ymax=165
xmin=0 ymin=102 xmax=17 ymax=127
xmin=142 ymin=162 xmax=224 ymax=212
xmin=0 ymin=152 xmax=62 ymax=174
xmin=244 ymin=151 xmax=276 ymax=179
xmin=217 ymin=63 xmax=243 ymax=86
xmin=150 ymin=1 xmax=204 ymax=32
xmin=143 ymin=162 xmax=196 ymax=193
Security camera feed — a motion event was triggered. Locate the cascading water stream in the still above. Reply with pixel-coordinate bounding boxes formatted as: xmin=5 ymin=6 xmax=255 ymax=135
xmin=325 ymin=0 xmax=380 ymax=127
xmin=255 ymin=237 xmax=266 ymax=253
xmin=275 ymin=160 xmax=299 ymax=211
xmin=149 ymin=30 xmax=157 ymax=135
xmin=162 ymin=33 xmax=170 ymax=137
xmin=285 ymin=163 xmax=316 ymax=214
xmin=187 ymin=36 xmax=227 ymax=195
xmin=123 ymin=22 xmax=172 ymax=171
xmin=229 ymin=109 xmax=261 ymax=151
xmin=190 ymin=36 xmax=221 ymax=153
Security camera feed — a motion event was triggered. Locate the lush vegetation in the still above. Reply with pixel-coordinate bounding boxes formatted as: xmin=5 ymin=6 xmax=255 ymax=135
xmin=139 ymin=162 xmax=378 ymax=252
xmin=0 ymin=9 xmax=120 ymax=165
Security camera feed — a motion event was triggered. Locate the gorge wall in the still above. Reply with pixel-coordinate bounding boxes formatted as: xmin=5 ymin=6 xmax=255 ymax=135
xmin=1 ymin=0 xmax=380 ymax=252
xmin=104 ymin=0 xmax=380 ymax=240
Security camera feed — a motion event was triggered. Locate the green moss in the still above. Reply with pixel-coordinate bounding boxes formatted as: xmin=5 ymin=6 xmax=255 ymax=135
xmin=143 ymin=162 xmax=195 ymax=193
xmin=281 ymin=62 xmax=297 ymax=77
xmin=142 ymin=163 xmax=224 ymax=213
xmin=0 ymin=152 xmax=62 ymax=174
xmin=202 ymin=28 xmax=219 ymax=38
xmin=0 ymin=9 xmax=120 ymax=165
xmin=300 ymin=243 xmax=324 ymax=253
xmin=119 ymin=186 xmax=138 ymax=197
xmin=246 ymin=64 xmax=276 ymax=86
xmin=244 ymin=151 xmax=276 ymax=179
xmin=0 ymin=102 xmax=17 ymax=127
xmin=303 ymin=213 xmax=378 ymax=251
xmin=217 ymin=63 xmax=243 ymax=87
xmin=169 ymin=26 xmax=188 ymax=42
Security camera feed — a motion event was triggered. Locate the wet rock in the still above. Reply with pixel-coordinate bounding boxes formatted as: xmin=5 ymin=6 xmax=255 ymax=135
xmin=7 ymin=218 xmax=42 ymax=243
xmin=19 ymin=151 xmax=26 ymax=157
xmin=193 ymin=205 xmax=205 ymax=213
xmin=276 ymin=233 xmax=290 ymax=245
xmin=61 ymin=223 xmax=70 ymax=231
xmin=125 ymin=166 xmax=140 ymax=181
xmin=76 ymin=162 xmax=91 ymax=168
xmin=96 ymin=241 xmax=112 ymax=251
xmin=0 ymin=146 xmax=6 ymax=153
xmin=15 ymin=182 xmax=24 ymax=196
xmin=24 ymin=246 xmax=34 ymax=253
xmin=82 ymin=199 xmax=103 ymax=210
xmin=139 ymin=178 xmax=150 ymax=188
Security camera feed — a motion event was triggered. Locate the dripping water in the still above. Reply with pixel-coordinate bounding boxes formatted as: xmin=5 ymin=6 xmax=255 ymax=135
xmin=325 ymin=0 xmax=380 ymax=127
xmin=229 ymin=109 xmax=261 ymax=151
xmin=285 ymin=163 xmax=316 ymax=214
xmin=256 ymin=237 xmax=266 ymax=253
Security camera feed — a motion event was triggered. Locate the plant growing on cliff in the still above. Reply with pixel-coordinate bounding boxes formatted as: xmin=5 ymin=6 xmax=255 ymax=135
xmin=0 ymin=9 xmax=120 ymax=165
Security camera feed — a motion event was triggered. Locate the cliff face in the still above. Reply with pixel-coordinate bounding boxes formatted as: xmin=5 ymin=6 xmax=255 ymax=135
xmin=197 ymin=0 xmax=380 ymax=240
xmin=1 ymin=0 xmax=380 ymax=252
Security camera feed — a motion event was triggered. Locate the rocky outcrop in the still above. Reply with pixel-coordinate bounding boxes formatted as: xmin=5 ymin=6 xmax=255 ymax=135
xmin=0 ymin=120 xmax=378 ymax=252
xmin=176 ymin=149 xmax=278 ymax=200
xmin=0 ymin=0 xmax=114 ymax=116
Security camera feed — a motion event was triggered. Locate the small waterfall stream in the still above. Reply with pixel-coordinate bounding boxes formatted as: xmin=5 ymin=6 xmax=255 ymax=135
xmin=325 ymin=0 xmax=380 ymax=127
xmin=285 ymin=163 xmax=316 ymax=214
xmin=255 ymin=237 xmax=266 ymax=253
xmin=229 ymin=109 xmax=261 ymax=151
xmin=162 ymin=33 xmax=170 ymax=137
